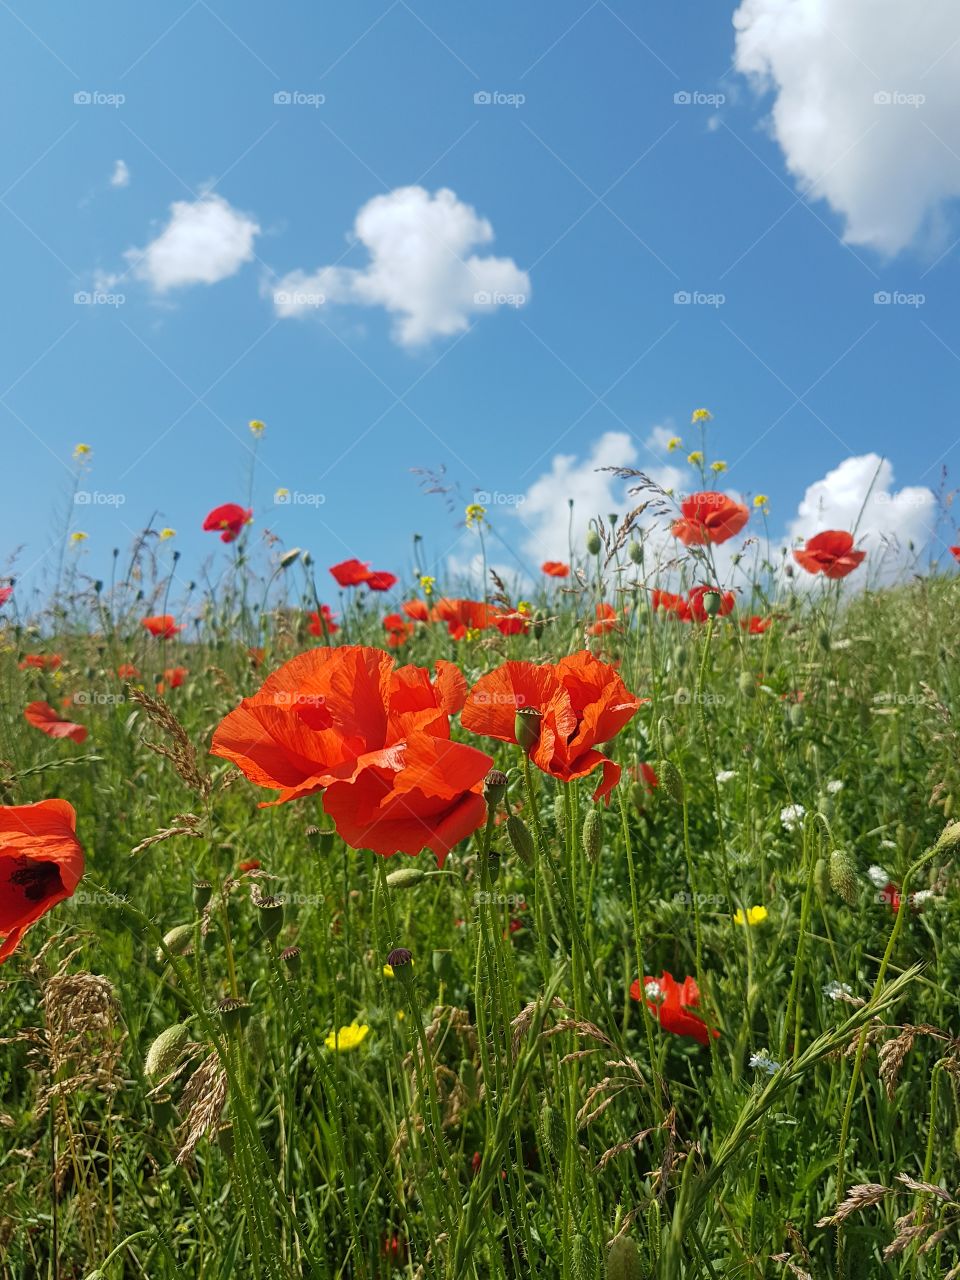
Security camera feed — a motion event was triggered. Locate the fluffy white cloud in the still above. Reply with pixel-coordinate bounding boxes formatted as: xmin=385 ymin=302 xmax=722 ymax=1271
xmin=271 ymin=186 xmax=529 ymax=346
xmin=110 ymin=159 xmax=130 ymax=188
xmin=733 ymin=0 xmax=960 ymax=253
xmin=127 ymin=195 xmax=260 ymax=291
xmin=784 ymin=453 xmax=936 ymax=583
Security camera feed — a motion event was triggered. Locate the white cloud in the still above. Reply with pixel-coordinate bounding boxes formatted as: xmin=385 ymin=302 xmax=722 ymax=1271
xmin=784 ymin=453 xmax=936 ymax=583
xmin=733 ymin=0 xmax=960 ymax=253
xmin=271 ymin=186 xmax=529 ymax=346
xmin=127 ymin=195 xmax=260 ymax=292
xmin=110 ymin=159 xmax=130 ymax=188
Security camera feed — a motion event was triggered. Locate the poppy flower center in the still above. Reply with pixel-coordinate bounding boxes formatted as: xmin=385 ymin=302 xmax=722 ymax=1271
xmin=9 ymin=858 xmax=62 ymax=902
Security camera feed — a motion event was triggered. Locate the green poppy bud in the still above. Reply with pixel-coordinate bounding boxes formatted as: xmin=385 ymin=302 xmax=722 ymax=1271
xmin=145 ymin=1022 xmax=191 ymax=1081
xmin=582 ymin=808 xmax=602 ymax=863
xmin=606 ymin=1235 xmax=643 ymax=1280
xmin=586 ymin=528 xmax=602 ymax=556
xmin=506 ymin=814 xmax=535 ymax=865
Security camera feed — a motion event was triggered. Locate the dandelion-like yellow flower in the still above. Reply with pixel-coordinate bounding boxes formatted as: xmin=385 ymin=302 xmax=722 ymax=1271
xmin=733 ymin=905 xmax=769 ymax=927
xmin=419 ymin=574 xmax=436 ymax=596
xmin=517 ymin=600 xmax=531 ymax=615
xmin=711 ymin=460 xmax=728 ymax=474
xmin=667 ymin=436 xmax=683 ymax=453
xmin=324 ymin=1022 xmax=369 ymax=1052
xmin=465 ymin=627 xmax=482 ymax=642
xmin=73 ymin=443 xmax=92 ymax=460
xmin=465 ymin=503 xmax=487 ymax=529
xmin=158 ymin=528 xmax=176 ymax=541
xmin=396 ymin=1009 xmax=406 ymax=1022
xmin=687 ymin=451 xmax=704 ymax=466
xmin=249 ymin=419 xmax=266 ymax=437
xmin=691 ymin=408 xmax=712 ymax=423
xmin=753 ymin=494 xmax=769 ymax=510
xmin=70 ymin=531 xmax=88 ymax=544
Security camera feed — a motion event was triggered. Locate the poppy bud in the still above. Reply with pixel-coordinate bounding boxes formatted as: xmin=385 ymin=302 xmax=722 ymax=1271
xmin=279 ymin=548 xmax=301 ymax=569
xmin=658 ymin=716 xmax=675 ymax=754
xmin=582 ymin=808 xmax=602 ymax=863
xmin=701 ymin=590 xmax=722 ymax=617
xmin=532 ymin=610 xmax=547 ymax=639
xmin=245 ymin=1015 xmax=268 ymax=1065
xmin=506 ymin=814 xmax=534 ymax=865
xmin=218 ymin=998 xmax=251 ymax=1032
xmin=818 ymin=629 xmax=831 ymax=652
xmin=385 ymin=866 xmax=426 ymax=890
xmin=606 ymin=1235 xmax=643 ymax=1280
xmin=145 ymin=1022 xmax=191 ymax=1081
xmin=788 ymin=703 xmax=805 ymax=728
xmin=573 ymin=1236 xmax=599 ymax=1280
xmin=515 ymin=707 xmax=542 ymax=754
xmin=829 ymin=848 xmax=858 ymax=905
xmin=628 ymin=540 xmax=643 ymax=565
xmin=483 ymin=768 xmax=508 ymax=810
xmin=192 ymin=880 xmax=212 ymax=911
xmin=541 ymin=1098 xmax=566 ymax=1161
xmin=281 ymin=945 xmax=302 ymax=976
xmin=432 ymin=948 xmax=454 ymax=982
xmin=301 ymin=550 xmax=312 ymax=566
xmin=256 ymin=895 xmax=285 ymax=944
xmin=586 ymin=528 xmax=602 ymax=555
xmin=156 ymin=924 xmax=194 ymax=965
xmin=657 ymin=759 xmax=684 ymax=804
xmin=814 ymin=857 xmax=830 ymax=901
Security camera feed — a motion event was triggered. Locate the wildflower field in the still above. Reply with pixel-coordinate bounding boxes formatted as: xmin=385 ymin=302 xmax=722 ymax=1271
xmin=3 ymin=431 xmax=960 ymax=1280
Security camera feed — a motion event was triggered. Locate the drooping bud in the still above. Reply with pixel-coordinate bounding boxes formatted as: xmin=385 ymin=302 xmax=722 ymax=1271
xmin=658 ymin=716 xmax=675 ymax=754
xmin=515 ymin=707 xmax=542 ymax=754
xmin=506 ymin=814 xmax=534 ymax=865
xmin=737 ymin=671 xmax=756 ymax=698
xmin=156 ymin=924 xmax=194 ymax=965
xmin=279 ymin=547 xmax=301 ymax=569
xmin=829 ymin=848 xmax=858 ymax=905
xmin=701 ymin=590 xmax=722 ymax=618
xmin=532 ymin=610 xmax=547 ymax=639
xmin=432 ymin=949 xmax=454 ymax=983
xmin=385 ymin=866 xmax=427 ymax=890
xmin=145 ymin=1022 xmax=191 ymax=1080
xmin=586 ymin=528 xmax=602 ymax=556
xmin=483 ymin=768 xmax=508 ymax=810
xmin=192 ymin=880 xmax=212 ymax=911
xmin=582 ymin=808 xmax=602 ymax=863
xmin=657 ymin=759 xmax=684 ymax=805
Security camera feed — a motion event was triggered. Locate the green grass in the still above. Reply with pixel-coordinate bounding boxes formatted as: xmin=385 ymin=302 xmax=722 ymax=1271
xmin=2 ymin=554 xmax=960 ymax=1280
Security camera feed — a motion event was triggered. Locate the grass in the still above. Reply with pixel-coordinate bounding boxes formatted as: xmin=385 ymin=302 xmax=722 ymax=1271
xmin=2 ymin=523 xmax=960 ymax=1280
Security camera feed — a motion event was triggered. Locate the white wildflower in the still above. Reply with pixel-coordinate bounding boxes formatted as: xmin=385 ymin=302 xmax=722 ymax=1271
xmin=780 ymin=804 xmax=805 ymax=832
xmin=716 ymin=770 xmax=736 ymax=784
xmin=866 ymin=865 xmax=890 ymax=889
xmin=823 ymin=980 xmax=852 ymax=1001
xmin=826 ymin=780 xmax=843 ymax=795
xmin=749 ymin=1050 xmax=780 ymax=1075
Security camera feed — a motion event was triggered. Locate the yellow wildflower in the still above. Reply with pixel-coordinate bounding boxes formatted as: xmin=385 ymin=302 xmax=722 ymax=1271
xmin=158 ymin=528 xmax=176 ymax=541
xmin=419 ymin=574 xmax=436 ymax=596
xmin=517 ymin=600 xmax=531 ymax=615
xmin=324 ymin=1022 xmax=369 ymax=1052
xmin=687 ymin=451 xmax=703 ymax=466
xmin=72 ymin=443 xmax=92 ymax=460
xmin=733 ymin=905 xmax=768 ymax=927
xmin=691 ymin=408 xmax=712 ymax=423
xmin=754 ymin=494 xmax=769 ymax=511
xmin=465 ymin=503 xmax=487 ymax=529
xmin=667 ymin=436 xmax=683 ymax=452
xmin=249 ymin=419 xmax=266 ymax=437
xmin=711 ymin=460 xmax=728 ymax=474
xmin=70 ymin=531 xmax=88 ymax=544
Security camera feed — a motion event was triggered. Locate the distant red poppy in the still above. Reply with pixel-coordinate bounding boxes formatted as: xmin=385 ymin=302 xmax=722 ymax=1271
xmin=117 ymin=663 xmax=140 ymax=679
xmin=203 ymin=503 xmax=252 ymax=544
xmin=365 ymin=571 xmax=397 ymax=592
xmin=402 ymin=599 xmax=430 ymax=622
xmin=142 ymin=615 xmax=182 ymax=639
xmin=542 ymin=561 xmax=569 ymax=578
xmin=158 ymin=667 xmax=187 ymax=694
xmin=740 ymin=616 xmax=774 ymax=634
xmin=24 ymin=701 xmax=88 ymax=745
xmin=951 ymin=547 xmax=960 ymax=562
xmin=0 ymin=586 xmax=12 ymax=608
xmin=629 ymin=763 xmax=659 ymax=792
xmin=0 ymin=799 xmax=84 ymax=961
xmin=329 ymin=559 xmax=373 ymax=587
xmin=673 ymin=492 xmax=749 ymax=547
xmin=629 ymin=970 xmax=719 ymax=1045
xmin=462 ymin=652 xmax=642 ymax=802
xmin=687 ymin=586 xmax=735 ymax=623
xmin=248 ymin=648 xmax=265 ymax=667
xmin=430 ymin=598 xmax=498 ymax=641
xmin=494 ymin=609 xmax=529 ymax=636
xmin=308 ymin=606 xmax=340 ymax=638
xmin=19 ymin=654 xmax=63 ymax=671
xmin=793 ymin=531 xmax=865 ymax=580
xmin=238 ymin=858 xmax=261 ymax=874
xmin=587 ymin=603 xmax=620 ymax=635
xmin=651 ymin=590 xmax=691 ymax=621
xmin=383 ymin=613 xmax=414 ymax=648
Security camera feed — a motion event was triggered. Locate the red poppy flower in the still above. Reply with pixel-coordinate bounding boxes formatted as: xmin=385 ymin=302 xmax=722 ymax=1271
xmin=462 ymin=652 xmax=642 ymax=802
xmin=308 ymin=606 xmax=340 ymax=638
xmin=672 ymin=492 xmax=749 ymax=546
xmin=651 ymin=590 xmax=691 ymax=621
xmin=142 ymin=615 xmax=183 ymax=639
xmin=629 ymin=970 xmax=718 ymax=1045
xmin=630 ymin=763 xmax=659 ymax=792
xmin=203 ymin=503 xmax=252 ymax=544
xmin=159 ymin=667 xmax=187 ymax=693
xmin=117 ymin=663 xmax=140 ymax=679
xmin=383 ymin=613 xmax=414 ymax=648
xmin=542 ymin=561 xmax=570 ymax=578
xmin=587 ymin=603 xmax=620 ymax=636
xmin=0 ymin=586 xmax=12 ymax=608
xmin=402 ymin=599 xmax=430 ymax=622
xmin=793 ymin=531 xmax=866 ymax=579
xmin=24 ymin=702 xmax=88 ymax=745
xmin=248 ymin=648 xmax=265 ymax=667
xmin=329 ymin=559 xmax=373 ymax=588
xmin=210 ymin=646 xmax=493 ymax=865
xmin=0 ymin=799 xmax=84 ymax=961
xmin=494 ymin=609 xmax=530 ymax=636
xmin=740 ymin=616 xmax=774 ymax=634
xmin=430 ymin=598 xmax=498 ymax=641
xmin=951 ymin=547 xmax=960 ymax=562
xmin=365 ymin=571 xmax=397 ymax=592
xmin=238 ymin=858 xmax=261 ymax=874
xmin=686 ymin=586 xmax=735 ymax=623
xmin=19 ymin=654 xmax=62 ymax=671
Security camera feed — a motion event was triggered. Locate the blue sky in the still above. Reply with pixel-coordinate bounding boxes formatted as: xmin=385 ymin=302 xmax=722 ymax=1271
xmin=3 ymin=0 xmax=960 ymax=606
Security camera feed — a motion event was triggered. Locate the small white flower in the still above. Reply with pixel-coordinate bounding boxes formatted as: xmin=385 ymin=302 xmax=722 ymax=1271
xmin=880 ymin=839 xmax=897 ymax=850
xmin=749 ymin=1050 xmax=780 ymax=1075
xmin=866 ymin=865 xmax=890 ymax=889
xmin=824 ymin=980 xmax=852 ymax=1001
xmin=912 ymin=889 xmax=934 ymax=905
xmin=780 ymin=804 xmax=805 ymax=831
xmin=644 ymin=980 xmax=663 ymax=1003
xmin=716 ymin=770 xmax=736 ymax=784
xmin=826 ymin=779 xmax=843 ymax=795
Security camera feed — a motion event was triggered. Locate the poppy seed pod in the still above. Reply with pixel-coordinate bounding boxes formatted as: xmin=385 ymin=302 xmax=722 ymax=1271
xmin=515 ymin=707 xmax=542 ymax=754
xmin=628 ymin=539 xmax=643 ymax=565
xmin=606 ymin=1235 xmax=643 ymax=1280
xmin=218 ymin=998 xmax=251 ymax=1032
xmin=281 ymin=945 xmax=302 ymax=976
xmin=701 ymin=590 xmax=722 ymax=617
xmin=256 ymin=895 xmax=285 ymax=944
xmin=192 ymin=880 xmax=212 ymax=911
xmin=483 ymin=768 xmax=508 ymax=810
xmin=386 ymin=947 xmax=414 ymax=982
xmin=506 ymin=814 xmax=534 ymax=865
xmin=586 ymin=528 xmax=602 ymax=556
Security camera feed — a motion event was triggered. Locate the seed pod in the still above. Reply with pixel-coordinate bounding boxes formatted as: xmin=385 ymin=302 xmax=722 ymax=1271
xmin=218 ymin=998 xmax=251 ymax=1032
xmin=657 ymin=759 xmax=683 ymax=804
xmin=582 ymin=808 xmax=602 ymax=863
xmin=506 ymin=814 xmax=534 ymax=865
xmin=586 ymin=528 xmax=602 ymax=555
xmin=281 ymin=945 xmax=302 ymax=976
xmin=256 ymin=895 xmax=285 ymax=944
xmin=515 ymin=707 xmax=542 ymax=754
xmin=701 ymin=590 xmax=722 ymax=618
xmin=483 ymin=768 xmax=508 ymax=809
xmin=192 ymin=880 xmax=212 ymax=911
xmin=627 ymin=539 xmax=643 ymax=565
xmin=541 ymin=1099 xmax=565 ymax=1161
xmin=385 ymin=866 xmax=426 ymax=889
xmin=606 ymin=1235 xmax=643 ymax=1280
xmin=829 ymin=848 xmax=858 ymax=905
xmin=155 ymin=924 xmax=194 ymax=965
xmin=145 ymin=1022 xmax=190 ymax=1081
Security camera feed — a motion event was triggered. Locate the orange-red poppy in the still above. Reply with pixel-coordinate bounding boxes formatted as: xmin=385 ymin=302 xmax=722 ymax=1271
xmin=238 ymin=858 xmax=261 ymax=874
xmin=329 ymin=558 xmax=373 ymax=587
xmin=402 ymin=599 xmax=430 ymax=622
xmin=0 ymin=799 xmax=84 ymax=961
xmin=203 ymin=503 xmax=252 ymax=544
xmin=117 ymin=663 xmax=141 ymax=679
xmin=365 ymin=571 xmax=397 ymax=592
xmin=0 ymin=585 xmax=12 ymax=608
xmin=24 ymin=702 xmax=88 ymax=745
xmin=430 ymin=598 xmax=498 ymax=640
xmin=951 ymin=547 xmax=960 ymax=562
xmin=629 ymin=971 xmax=718 ymax=1045
xmin=461 ymin=652 xmax=642 ymax=802
xmin=494 ymin=609 xmax=529 ymax=636
xmin=793 ymin=531 xmax=866 ymax=579
xmin=740 ymin=615 xmax=774 ymax=634
xmin=308 ymin=606 xmax=340 ymax=637
xmin=142 ymin=615 xmax=183 ymax=639
xmin=210 ymin=645 xmax=493 ymax=864
xmin=157 ymin=667 xmax=187 ymax=695
xmin=541 ymin=561 xmax=570 ymax=578
xmin=19 ymin=654 xmax=62 ymax=671
xmin=672 ymin=492 xmax=749 ymax=547
xmin=383 ymin=613 xmax=414 ymax=648
xmin=587 ymin=603 xmax=620 ymax=635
